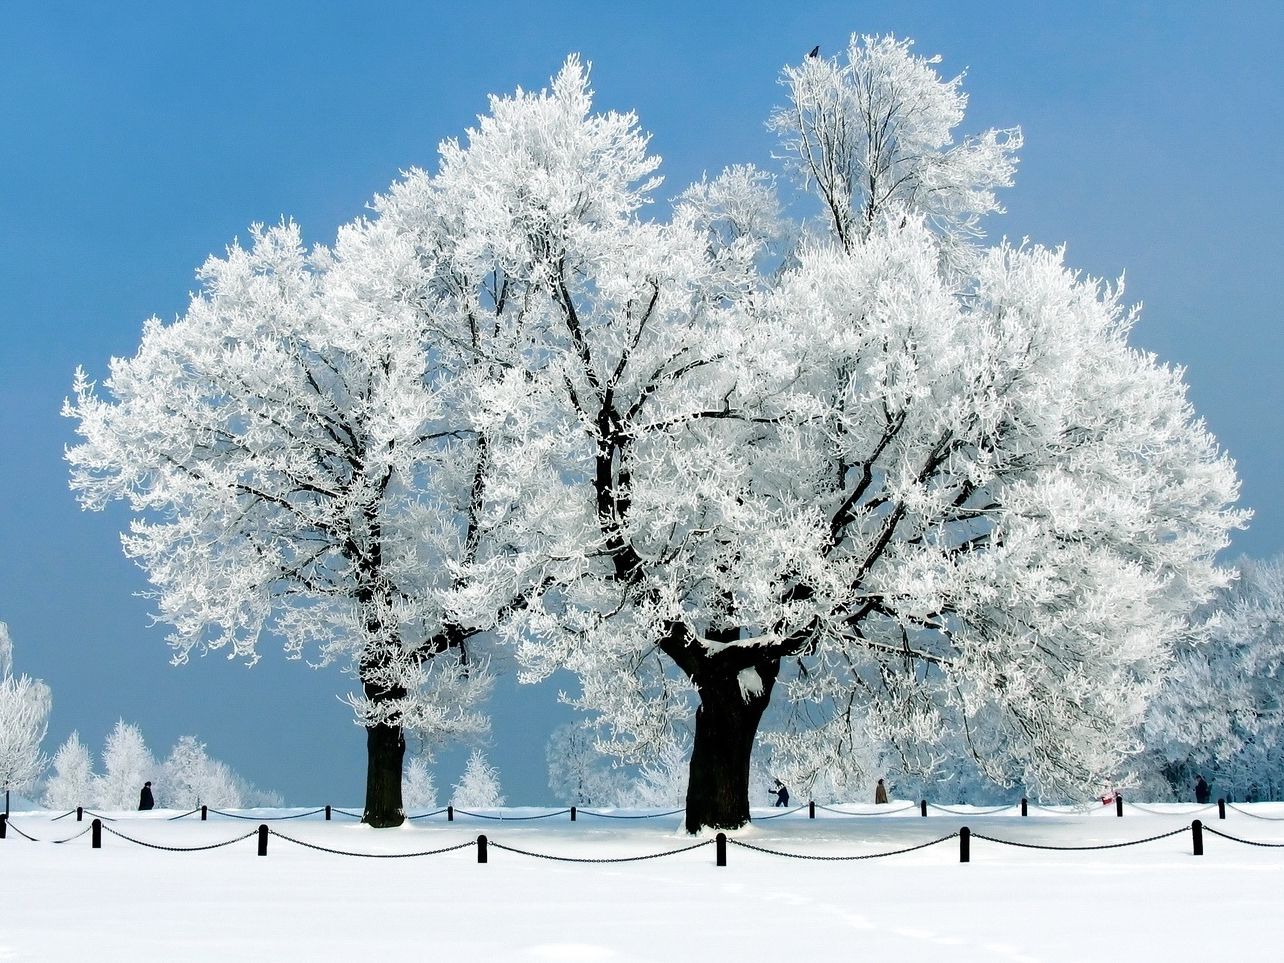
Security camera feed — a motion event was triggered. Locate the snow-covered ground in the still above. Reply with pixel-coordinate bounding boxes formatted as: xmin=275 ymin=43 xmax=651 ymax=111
xmin=2 ymin=801 xmax=1281 ymax=961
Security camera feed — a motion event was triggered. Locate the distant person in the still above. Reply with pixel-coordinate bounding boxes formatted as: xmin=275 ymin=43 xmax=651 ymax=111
xmin=771 ymin=779 xmax=790 ymax=807
xmin=1194 ymin=774 xmax=1210 ymax=805
xmin=139 ymin=781 xmax=155 ymax=811
xmin=875 ymin=778 xmax=889 ymax=804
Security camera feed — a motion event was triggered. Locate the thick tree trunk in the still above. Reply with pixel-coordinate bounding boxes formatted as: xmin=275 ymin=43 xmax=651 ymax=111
xmin=683 ymin=657 xmax=779 ymax=834
xmin=362 ymin=719 xmax=406 ymax=828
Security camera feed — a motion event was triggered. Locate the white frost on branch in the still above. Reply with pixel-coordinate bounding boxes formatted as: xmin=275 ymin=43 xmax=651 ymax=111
xmin=0 ymin=623 xmax=51 ymax=795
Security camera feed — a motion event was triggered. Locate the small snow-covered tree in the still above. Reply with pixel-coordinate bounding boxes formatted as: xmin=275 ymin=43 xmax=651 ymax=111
xmin=42 ymin=731 xmax=95 ymax=809
xmin=1141 ymin=557 xmax=1284 ymax=801
xmin=545 ymin=723 xmax=622 ymax=806
xmin=0 ymin=622 xmax=52 ymax=801
xmin=159 ymin=735 xmax=243 ymax=809
xmin=451 ymin=749 xmax=504 ymax=808
xmin=630 ymin=732 xmax=691 ymax=809
xmin=402 ymin=755 xmax=437 ymax=810
xmin=94 ymin=720 xmax=156 ymax=810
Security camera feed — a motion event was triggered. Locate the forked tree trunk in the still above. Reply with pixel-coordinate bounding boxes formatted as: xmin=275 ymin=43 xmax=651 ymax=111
xmin=683 ymin=657 xmax=779 ymax=834
xmin=362 ymin=720 xmax=406 ymax=828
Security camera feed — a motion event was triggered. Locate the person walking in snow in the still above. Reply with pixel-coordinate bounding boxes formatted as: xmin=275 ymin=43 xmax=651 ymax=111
xmin=1194 ymin=774 xmax=1210 ymax=805
xmin=771 ymin=779 xmax=790 ymax=807
xmin=875 ymin=778 xmax=889 ymax=804
xmin=138 ymin=781 xmax=155 ymax=811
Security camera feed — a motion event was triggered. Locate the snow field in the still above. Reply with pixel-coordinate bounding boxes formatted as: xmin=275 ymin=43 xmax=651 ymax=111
xmin=3 ymin=803 xmax=1283 ymax=961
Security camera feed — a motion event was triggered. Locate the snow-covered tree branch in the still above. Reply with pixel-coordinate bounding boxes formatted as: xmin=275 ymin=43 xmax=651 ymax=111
xmin=0 ymin=622 xmax=52 ymax=800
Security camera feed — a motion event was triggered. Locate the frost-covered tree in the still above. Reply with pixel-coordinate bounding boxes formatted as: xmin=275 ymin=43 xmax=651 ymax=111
xmin=42 ymin=731 xmax=95 ymax=809
xmin=1140 ymin=557 xmax=1284 ymax=801
xmin=450 ymin=749 xmax=505 ymax=808
xmin=95 ymin=720 xmax=156 ymax=810
xmin=0 ymin=623 xmax=52 ymax=804
xmin=545 ymin=723 xmax=623 ymax=806
xmin=63 ymin=208 xmax=549 ymax=825
xmin=159 ymin=735 xmax=244 ymax=809
xmin=402 ymin=755 xmax=437 ymax=810
xmin=420 ymin=47 xmax=1247 ymax=831
xmin=630 ymin=731 xmax=692 ymax=809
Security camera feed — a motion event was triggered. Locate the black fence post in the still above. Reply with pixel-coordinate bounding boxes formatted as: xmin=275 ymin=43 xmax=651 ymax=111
xmin=1218 ymin=798 xmax=1226 ymax=820
xmin=1115 ymin=794 xmax=1124 ymax=817
xmin=570 ymin=806 xmax=577 ymax=822
xmin=257 ymin=824 xmax=268 ymax=856
xmin=201 ymin=805 xmax=208 ymax=821
xmin=325 ymin=805 xmax=332 ymax=821
xmin=1021 ymin=798 xmax=1028 ymax=817
xmin=809 ymin=800 xmax=815 ymax=819
xmin=91 ymin=818 xmax=102 ymax=849
xmin=716 ymin=832 xmax=727 ymax=867
xmin=477 ymin=834 xmax=488 ymax=863
xmin=1191 ymin=819 xmax=1204 ymax=856
xmin=77 ymin=806 xmax=83 ymax=822
xmin=920 ymin=800 xmax=928 ymax=818
xmin=0 ymin=813 xmax=7 ymax=839
xmin=960 ymin=826 xmax=970 ymax=863
xmin=448 ymin=805 xmax=454 ymax=822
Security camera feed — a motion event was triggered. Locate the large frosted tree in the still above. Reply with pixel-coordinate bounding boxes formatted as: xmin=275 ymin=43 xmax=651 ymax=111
xmin=411 ymin=43 xmax=1244 ymax=830
xmin=65 ymin=214 xmax=537 ymax=826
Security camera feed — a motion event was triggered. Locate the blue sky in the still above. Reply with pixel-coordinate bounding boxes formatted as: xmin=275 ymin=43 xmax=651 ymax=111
xmin=3 ymin=1 xmax=1281 ymax=806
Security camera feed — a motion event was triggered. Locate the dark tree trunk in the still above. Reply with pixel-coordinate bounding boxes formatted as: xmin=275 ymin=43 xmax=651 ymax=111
xmin=362 ymin=719 xmax=406 ymax=828
xmin=683 ymin=656 xmax=779 ymax=834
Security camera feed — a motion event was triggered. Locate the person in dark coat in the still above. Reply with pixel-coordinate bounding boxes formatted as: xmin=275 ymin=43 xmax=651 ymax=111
xmin=1194 ymin=774 xmax=1210 ymax=805
xmin=875 ymin=778 xmax=889 ymax=804
xmin=771 ymin=779 xmax=790 ymax=807
xmin=139 ymin=781 xmax=155 ymax=811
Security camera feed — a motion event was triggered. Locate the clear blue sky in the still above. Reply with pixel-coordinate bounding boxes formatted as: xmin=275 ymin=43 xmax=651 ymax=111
xmin=3 ymin=1 xmax=1281 ymax=806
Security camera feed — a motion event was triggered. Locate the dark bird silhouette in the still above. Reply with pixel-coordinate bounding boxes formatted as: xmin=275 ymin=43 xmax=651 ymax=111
xmin=808 ymin=45 xmax=820 ymax=58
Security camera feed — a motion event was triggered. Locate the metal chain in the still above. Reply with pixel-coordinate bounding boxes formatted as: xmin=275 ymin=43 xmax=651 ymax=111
xmin=167 ymin=808 xmax=203 ymax=821
xmin=1227 ymin=803 xmax=1284 ymax=821
xmin=3 ymin=821 xmax=97 ymax=845
xmin=1202 ymin=826 xmax=1284 ymax=848
xmin=928 ymin=803 xmax=1016 ymax=816
xmin=1125 ymin=802 xmax=1218 ymax=816
xmin=82 ymin=810 xmax=118 ymax=822
xmin=969 ymin=826 xmax=1188 ymax=851
xmin=576 ymin=808 xmax=684 ymax=819
xmin=50 ymin=810 xmax=77 ymax=822
xmin=51 ymin=826 xmax=94 ymax=845
xmin=209 ymin=807 xmax=327 ymax=821
xmin=451 ymin=808 xmax=572 ymax=821
xmin=4 ymin=820 xmax=41 ymax=841
xmin=100 ymin=825 xmax=260 ymax=851
xmin=1028 ymin=803 xmax=1106 ymax=815
xmin=330 ymin=808 xmax=363 ymax=819
xmin=754 ymin=805 xmax=808 ymax=820
xmin=407 ymin=808 xmax=451 ymax=820
xmin=727 ymin=833 xmax=959 ymax=861
xmin=816 ymin=803 xmax=918 ymax=817
xmin=266 ymin=829 xmax=475 ymax=858
xmin=487 ymin=838 xmax=714 ymax=863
